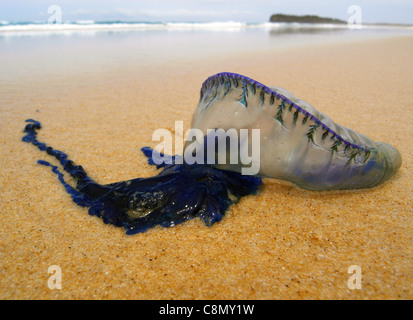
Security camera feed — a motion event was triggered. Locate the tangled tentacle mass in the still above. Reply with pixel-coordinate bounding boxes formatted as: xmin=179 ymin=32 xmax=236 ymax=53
xmin=22 ymin=119 xmax=262 ymax=234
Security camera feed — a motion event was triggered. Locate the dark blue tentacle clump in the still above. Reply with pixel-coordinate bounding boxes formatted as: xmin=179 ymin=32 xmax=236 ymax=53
xmin=22 ymin=120 xmax=262 ymax=234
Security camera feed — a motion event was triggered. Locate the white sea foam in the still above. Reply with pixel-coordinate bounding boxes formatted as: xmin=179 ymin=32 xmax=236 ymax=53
xmin=165 ymin=21 xmax=247 ymax=29
xmin=0 ymin=20 xmax=411 ymax=36
xmin=0 ymin=21 xmax=249 ymax=33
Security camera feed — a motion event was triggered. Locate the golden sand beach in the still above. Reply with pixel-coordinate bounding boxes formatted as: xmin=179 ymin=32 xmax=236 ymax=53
xmin=0 ymin=33 xmax=412 ymax=299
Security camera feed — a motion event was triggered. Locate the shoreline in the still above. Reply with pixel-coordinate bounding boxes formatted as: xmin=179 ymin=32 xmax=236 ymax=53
xmin=1 ymin=34 xmax=412 ymax=299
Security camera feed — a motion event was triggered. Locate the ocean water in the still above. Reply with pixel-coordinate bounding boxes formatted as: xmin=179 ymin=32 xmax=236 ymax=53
xmin=1 ymin=20 xmax=412 ymax=33
xmin=1 ymin=21 xmax=412 ymax=84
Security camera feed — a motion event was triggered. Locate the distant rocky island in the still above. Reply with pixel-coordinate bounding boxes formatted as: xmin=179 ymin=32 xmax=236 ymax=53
xmin=269 ymin=14 xmax=346 ymax=24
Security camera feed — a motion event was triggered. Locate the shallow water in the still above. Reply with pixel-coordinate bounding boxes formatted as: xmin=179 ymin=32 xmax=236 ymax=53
xmin=1 ymin=23 xmax=412 ymax=84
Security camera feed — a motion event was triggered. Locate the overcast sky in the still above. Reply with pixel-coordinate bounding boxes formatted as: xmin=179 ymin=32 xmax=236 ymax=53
xmin=1 ymin=0 xmax=412 ymax=24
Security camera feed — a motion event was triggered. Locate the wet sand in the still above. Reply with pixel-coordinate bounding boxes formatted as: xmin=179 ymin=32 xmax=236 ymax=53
xmin=0 ymin=34 xmax=412 ymax=299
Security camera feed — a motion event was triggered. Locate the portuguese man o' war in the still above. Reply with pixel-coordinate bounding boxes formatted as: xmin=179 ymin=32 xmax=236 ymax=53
xmin=22 ymin=72 xmax=401 ymax=234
